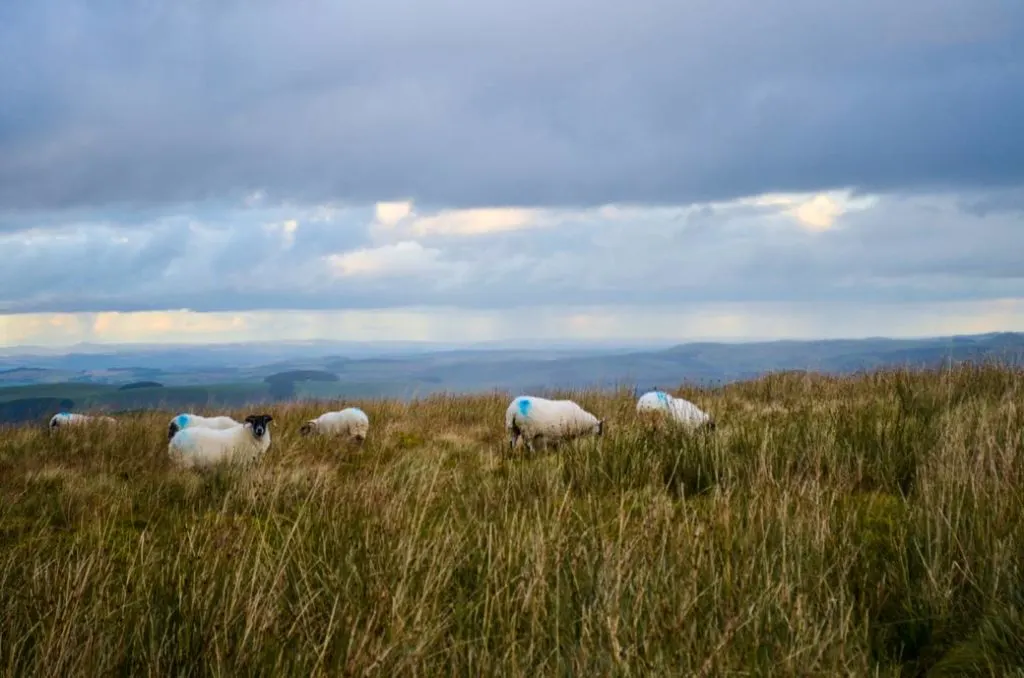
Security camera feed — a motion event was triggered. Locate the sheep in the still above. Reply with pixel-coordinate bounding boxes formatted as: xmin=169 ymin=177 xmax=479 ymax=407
xmin=505 ymin=395 xmax=604 ymax=452
xmin=299 ymin=407 xmax=370 ymax=443
xmin=167 ymin=412 xmax=242 ymax=441
xmin=48 ymin=411 xmax=117 ymax=432
xmin=636 ymin=389 xmax=715 ymax=431
xmin=168 ymin=414 xmax=274 ymax=470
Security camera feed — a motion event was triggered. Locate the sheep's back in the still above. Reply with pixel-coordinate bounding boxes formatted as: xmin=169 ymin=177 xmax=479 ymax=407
xmin=512 ymin=397 xmax=595 ymax=435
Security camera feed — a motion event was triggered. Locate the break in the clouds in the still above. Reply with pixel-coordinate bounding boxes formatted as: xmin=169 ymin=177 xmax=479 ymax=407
xmin=1 ymin=0 xmax=1024 ymax=210
xmin=3 ymin=188 xmax=1024 ymax=316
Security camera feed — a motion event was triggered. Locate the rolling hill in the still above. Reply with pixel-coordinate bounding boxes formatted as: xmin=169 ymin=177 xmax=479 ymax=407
xmin=1 ymin=332 xmax=1022 ymax=424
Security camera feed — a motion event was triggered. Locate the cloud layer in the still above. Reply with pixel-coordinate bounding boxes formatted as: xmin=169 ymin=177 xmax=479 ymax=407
xmin=3 ymin=189 xmax=1024 ymax=316
xmin=3 ymin=1 xmax=1024 ymax=346
xmin=1 ymin=0 xmax=1023 ymax=210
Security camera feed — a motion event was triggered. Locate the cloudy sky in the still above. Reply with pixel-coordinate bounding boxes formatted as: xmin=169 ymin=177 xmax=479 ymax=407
xmin=2 ymin=0 xmax=1023 ymax=347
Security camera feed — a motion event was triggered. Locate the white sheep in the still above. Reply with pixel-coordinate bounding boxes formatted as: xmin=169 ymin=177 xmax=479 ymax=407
xmin=168 ymin=414 xmax=274 ymax=470
xmin=636 ymin=390 xmax=715 ymax=431
xmin=167 ymin=412 xmax=242 ymax=441
xmin=48 ymin=411 xmax=117 ymax=431
xmin=505 ymin=395 xmax=604 ymax=452
xmin=299 ymin=407 xmax=370 ymax=443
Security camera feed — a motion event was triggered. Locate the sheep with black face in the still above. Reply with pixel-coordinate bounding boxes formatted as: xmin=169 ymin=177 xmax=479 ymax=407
xmin=168 ymin=414 xmax=274 ymax=470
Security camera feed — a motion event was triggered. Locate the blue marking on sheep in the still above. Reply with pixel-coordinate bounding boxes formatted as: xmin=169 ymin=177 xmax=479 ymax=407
xmin=517 ymin=398 xmax=532 ymax=417
xmin=656 ymin=391 xmax=669 ymax=405
xmin=175 ymin=414 xmax=190 ymax=429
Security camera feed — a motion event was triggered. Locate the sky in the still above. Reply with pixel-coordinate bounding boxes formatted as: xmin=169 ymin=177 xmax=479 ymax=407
xmin=2 ymin=0 xmax=1023 ymax=347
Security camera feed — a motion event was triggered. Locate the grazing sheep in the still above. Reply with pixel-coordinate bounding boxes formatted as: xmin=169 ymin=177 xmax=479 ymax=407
xmin=299 ymin=407 xmax=370 ymax=443
xmin=636 ymin=390 xmax=715 ymax=431
xmin=48 ymin=412 xmax=117 ymax=431
xmin=167 ymin=412 xmax=241 ymax=441
xmin=505 ymin=395 xmax=604 ymax=452
xmin=168 ymin=414 xmax=274 ymax=470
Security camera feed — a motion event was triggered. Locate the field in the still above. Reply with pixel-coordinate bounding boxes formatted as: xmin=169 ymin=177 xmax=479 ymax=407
xmin=1 ymin=365 xmax=1023 ymax=676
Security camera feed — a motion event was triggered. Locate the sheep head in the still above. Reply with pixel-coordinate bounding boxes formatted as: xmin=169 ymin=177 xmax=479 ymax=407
xmin=244 ymin=414 xmax=274 ymax=438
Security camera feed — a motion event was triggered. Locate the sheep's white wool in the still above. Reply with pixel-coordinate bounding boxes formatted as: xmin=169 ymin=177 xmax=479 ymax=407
xmin=168 ymin=413 xmax=241 ymax=440
xmin=505 ymin=395 xmax=603 ymax=451
xmin=168 ymin=415 xmax=273 ymax=470
xmin=636 ymin=391 xmax=712 ymax=429
xmin=300 ymin=407 xmax=370 ymax=441
xmin=49 ymin=412 xmax=116 ymax=430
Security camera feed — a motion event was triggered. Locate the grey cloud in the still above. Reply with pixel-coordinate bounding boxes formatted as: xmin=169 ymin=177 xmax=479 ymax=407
xmin=1 ymin=0 xmax=1023 ymax=211
xmin=3 ymin=190 xmax=1024 ymax=314
xmin=0 ymin=205 xmax=369 ymax=313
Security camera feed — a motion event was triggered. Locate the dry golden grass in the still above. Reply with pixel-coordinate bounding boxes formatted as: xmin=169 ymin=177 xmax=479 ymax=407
xmin=1 ymin=365 xmax=1024 ymax=676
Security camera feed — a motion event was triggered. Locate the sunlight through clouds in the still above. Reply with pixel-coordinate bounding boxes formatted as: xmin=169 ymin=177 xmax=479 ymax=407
xmin=4 ymin=301 xmax=1024 ymax=348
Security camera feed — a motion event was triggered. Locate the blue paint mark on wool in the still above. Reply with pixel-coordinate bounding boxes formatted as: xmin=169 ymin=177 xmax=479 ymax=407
xmin=656 ymin=391 xmax=670 ymax=405
xmin=517 ymin=398 xmax=532 ymax=417
xmin=175 ymin=414 xmax=190 ymax=429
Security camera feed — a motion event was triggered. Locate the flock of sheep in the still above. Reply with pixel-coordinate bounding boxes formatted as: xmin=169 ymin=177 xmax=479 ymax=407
xmin=46 ymin=389 xmax=715 ymax=471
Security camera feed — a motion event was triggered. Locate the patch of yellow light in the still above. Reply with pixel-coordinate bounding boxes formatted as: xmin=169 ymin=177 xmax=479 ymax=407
xmin=374 ymin=201 xmax=413 ymax=226
xmin=371 ymin=199 xmax=546 ymax=238
xmin=88 ymin=311 xmax=248 ymax=342
xmin=409 ymin=207 xmax=544 ymax=236
xmin=793 ymin=194 xmax=843 ymax=232
xmin=325 ymin=241 xmax=440 ymax=278
xmin=280 ymin=219 xmax=298 ymax=247
xmin=741 ymin=190 xmax=880 ymax=232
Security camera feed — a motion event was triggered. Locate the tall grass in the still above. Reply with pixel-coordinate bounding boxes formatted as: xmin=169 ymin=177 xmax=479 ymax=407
xmin=1 ymin=364 xmax=1023 ymax=675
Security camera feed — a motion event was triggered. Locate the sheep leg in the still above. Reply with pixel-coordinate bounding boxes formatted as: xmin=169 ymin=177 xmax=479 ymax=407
xmin=509 ymin=421 xmax=523 ymax=452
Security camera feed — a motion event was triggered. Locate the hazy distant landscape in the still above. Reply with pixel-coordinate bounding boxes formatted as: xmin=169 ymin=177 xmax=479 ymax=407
xmin=2 ymin=332 xmax=1023 ymax=425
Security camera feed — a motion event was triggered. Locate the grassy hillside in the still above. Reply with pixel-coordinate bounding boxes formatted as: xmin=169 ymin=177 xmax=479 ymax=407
xmin=1 ymin=364 xmax=1023 ymax=674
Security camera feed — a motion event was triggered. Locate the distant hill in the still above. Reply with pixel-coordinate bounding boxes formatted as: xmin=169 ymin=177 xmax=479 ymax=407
xmin=0 ymin=332 xmax=1022 ymax=424
xmin=119 ymin=381 xmax=165 ymax=390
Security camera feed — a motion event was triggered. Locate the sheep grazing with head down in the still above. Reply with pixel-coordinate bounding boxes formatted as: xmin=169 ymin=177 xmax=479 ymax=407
xmin=168 ymin=414 xmax=274 ymax=470
xmin=636 ymin=389 xmax=715 ymax=431
xmin=505 ymin=395 xmax=604 ymax=452
xmin=299 ymin=407 xmax=370 ymax=443
xmin=49 ymin=412 xmax=117 ymax=432
xmin=167 ymin=412 xmax=242 ymax=441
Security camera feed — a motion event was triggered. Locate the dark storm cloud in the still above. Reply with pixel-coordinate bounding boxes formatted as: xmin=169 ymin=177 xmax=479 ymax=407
xmin=1 ymin=0 xmax=1023 ymax=211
